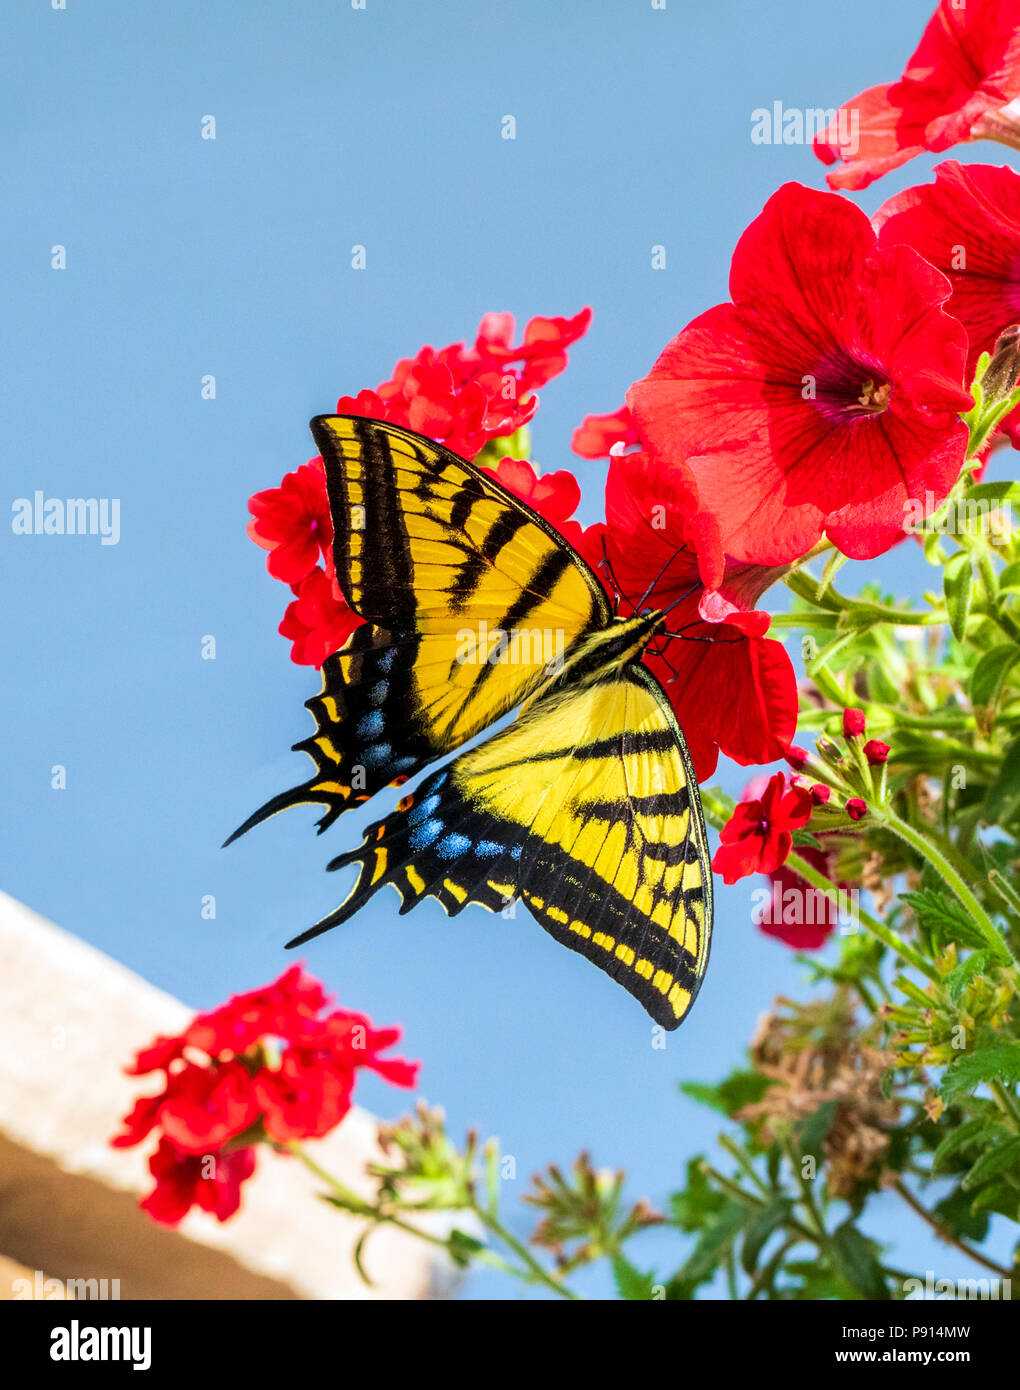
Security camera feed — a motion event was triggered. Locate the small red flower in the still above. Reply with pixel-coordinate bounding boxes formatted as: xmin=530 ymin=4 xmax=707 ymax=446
xmin=475 ymin=307 xmax=592 ymax=392
xmin=481 ymin=457 xmax=587 ymax=547
xmin=114 ymin=967 xmax=418 ymax=1227
xmin=570 ymin=404 xmax=639 ymax=459
xmin=156 ymin=1060 xmax=259 ymax=1155
xmin=864 ymin=740 xmax=891 ymax=765
xmin=598 ymin=449 xmax=797 ymax=781
xmin=711 ymin=771 xmax=814 ymax=885
xmin=247 ymin=461 xmax=333 ymax=585
xmin=757 ymin=844 xmax=846 ymax=951
xmin=279 ymin=567 xmax=362 ymax=669
xmin=140 ymin=1139 xmax=256 ymax=1226
xmin=627 ymin=184 xmax=972 ymax=575
xmin=843 ymin=708 xmax=867 ymax=738
xmin=846 ymin=798 xmax=869 ymax=821
xmin=876 ymin=160 xmax=1020 ymax=444
xmin=813 ymin=0 xmax=1020 ymax=191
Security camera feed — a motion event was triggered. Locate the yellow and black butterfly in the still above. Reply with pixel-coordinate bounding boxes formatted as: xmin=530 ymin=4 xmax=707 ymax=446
xmin=226 ymin=416 xmax=713 ymax=1029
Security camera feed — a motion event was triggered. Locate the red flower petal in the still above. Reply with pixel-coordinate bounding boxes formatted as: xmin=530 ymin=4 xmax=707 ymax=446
xmin=813 ymin=1 xmax=1020 ymax=190
xmin=627 ymin=184 xmax=971 ymax=570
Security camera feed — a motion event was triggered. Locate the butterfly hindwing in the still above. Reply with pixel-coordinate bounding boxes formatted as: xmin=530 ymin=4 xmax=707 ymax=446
xmin=291 ymin=663 xmax=713 ymax=1030
xmin=227 ymin=416 xmax=611 ymax=842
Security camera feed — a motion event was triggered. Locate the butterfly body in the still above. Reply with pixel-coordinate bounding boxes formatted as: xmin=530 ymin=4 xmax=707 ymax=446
xmin=228 ymin=416 xmax=713 ymax=1030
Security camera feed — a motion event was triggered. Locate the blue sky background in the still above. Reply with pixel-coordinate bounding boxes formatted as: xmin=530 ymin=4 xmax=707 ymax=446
xmin=3 ymin=0 xmax=1015 ymax=1297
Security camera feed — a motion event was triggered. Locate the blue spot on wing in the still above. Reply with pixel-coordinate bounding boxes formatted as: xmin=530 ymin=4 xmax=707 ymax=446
xmin=357 ymin=710 xmax=385 ymax=739
xmin=368 ymin=681 xmax=388 ymax=707
xmin=437 ymin=833 xmax=471 ymax=859
xmin=474 ymin=839 xmax=502 ymax=857
xmin=362 ymin=742 xmax=392 ymax=768
xmin=409 ymin=793 xmax=442 ymax=827
xmin=409 ymin=818 xmax=443 ymax=851
xmin=377 ymin=648 xmax=396 ymax=673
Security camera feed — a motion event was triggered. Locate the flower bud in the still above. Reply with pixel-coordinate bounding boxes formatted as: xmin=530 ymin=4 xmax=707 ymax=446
xmin=863 ymin=739 xmax=890 ymax=765
xmin=846 ymin=798 xmax=868 ymax=821
xmin=980 ymin=324 xmax=1020 ymax=404
xmin=842 ymin=708 xmax=867 ymax=738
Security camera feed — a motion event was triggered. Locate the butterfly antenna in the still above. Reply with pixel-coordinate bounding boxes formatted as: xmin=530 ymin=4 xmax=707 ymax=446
xmin=633 ymin=550 xmax=682 ymax=613
xmin=599 ymin=535 xmax=623 ymax=615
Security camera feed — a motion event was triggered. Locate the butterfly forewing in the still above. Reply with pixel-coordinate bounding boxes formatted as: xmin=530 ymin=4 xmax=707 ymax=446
xmin=227 ymin=416 xmax=610 ymax=841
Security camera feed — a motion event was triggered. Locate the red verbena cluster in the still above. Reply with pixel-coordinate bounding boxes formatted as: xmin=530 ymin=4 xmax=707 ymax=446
xmin=112 ymin=966 xmax=417 ymax=1224
xmin=244 ymin=0 xmax=1020 ymax=952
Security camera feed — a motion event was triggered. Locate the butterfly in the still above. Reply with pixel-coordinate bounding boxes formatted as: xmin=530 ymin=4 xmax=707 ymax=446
xmin=226 ymin=415 xmax=713 ymax=1029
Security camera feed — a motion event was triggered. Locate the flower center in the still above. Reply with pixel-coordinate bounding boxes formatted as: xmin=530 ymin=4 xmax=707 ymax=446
xmin=856 ymin=379 xmax=892 ymax=412
xmin=808 ymin=348 xmax=894 ymax=424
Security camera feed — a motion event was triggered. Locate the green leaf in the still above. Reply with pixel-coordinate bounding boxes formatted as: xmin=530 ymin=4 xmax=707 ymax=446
xmin=611 ymin=1253 xmax=657 ymax=1301
xmin=678 ymin=1202 xmax=748 ymax=1285
xmin=931 ymin=1117 xmax=989 ymax=1172
xmin=446 ymin=1228 xmax=486 ymax=1267
xmin=999 ymin=561 xmax=1020 ymax=592
xmin=669 ymin=1157 xmax=727 ymax=1232
xmin=940 ymin=1042 xmax=1020 ymax=1103
xmin=944 ymin=950 xmax=995 ymax=1005
xmin=829 ymin=1221 xmax=890 ymax=1300
xmin=969 ymin=1181 xmax=1018 ymax=1219
xmin=791 ymin=829 xmax=823 ymax=849
xmin=679 ymin=1070 xmax=771 ymax=1116
xmin=943 ymin=550 xmax=973 ymax=641
xmin=740 ymin=1198 xmax=792 ymax=1275
xmin=933 ymin=1185 xmax=990 ymax=1243
xmin=970 ymin=643 xmax=1020 ymax=725
xmin=963 ymin=480 xmax=1020 ymax=509
xmin=901 ymin=888 xmax=994 ymax=954
xmin=984 ymin=738 xmax=1020 ymax=825
xmin=961 ymin=1135 xmax=1020 ymax=1190
xmin=796 ymin=1099 xmax=838 ymax=1158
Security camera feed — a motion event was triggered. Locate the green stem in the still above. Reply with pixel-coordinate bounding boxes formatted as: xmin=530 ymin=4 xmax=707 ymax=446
xmin=784 ymin=849 xmax=939 ymax=983
xmin=990 ymin=1079 xmax=1020 ymax=1136
xmin=892 ymin=1180 xmax=1014 ymax=1280
xmin=880 ymin=807 xmax=1018 ymax=969
xmin=287 ymin=1143 xmax=565 ymax=1291
xmin=476 ymin=1209 xmax=581 ymax=1300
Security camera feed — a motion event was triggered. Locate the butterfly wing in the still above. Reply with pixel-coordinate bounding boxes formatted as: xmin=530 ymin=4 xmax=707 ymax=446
xmin=292 ymin=662 xmax=713 ymax=1030
xmin=227 ymin=416 xmax=611 ymax=843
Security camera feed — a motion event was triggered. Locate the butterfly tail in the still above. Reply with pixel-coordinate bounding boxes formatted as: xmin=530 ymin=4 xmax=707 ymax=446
xmin=285 ymin=767 xmax=522 ymax=948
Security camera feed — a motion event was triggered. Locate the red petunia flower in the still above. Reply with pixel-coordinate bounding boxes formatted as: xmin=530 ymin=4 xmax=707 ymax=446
xmin=113 ymin=966 xmax=418 ymax=1227
xmin=627 ymin=184 xmax=972 ymax=577
xmin=570 ymin=404 xmax=639 ymax=460
xmin=140 ymin=1139 xmax=256 ymax=1226
xmin=813 ymin=0 xmax=1020 ymax=191
xmin=598 ymin=450 xmax=797 ymax=781
xmin=248 ymin=461 xmax=333 ymax=585
xmin=712 ymin=771 xmax=814 ymax=886
xmin=876 ymin=160 xmax=1020 ymax=444
xmin=279 ymin=567 xmax=362 ymax=669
